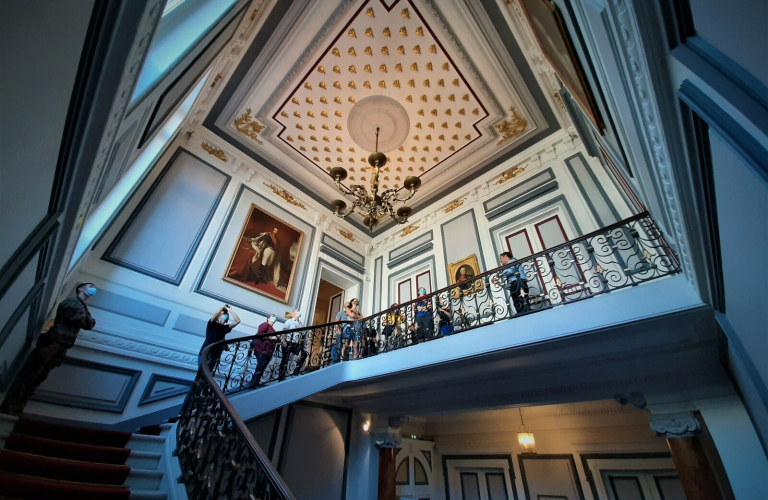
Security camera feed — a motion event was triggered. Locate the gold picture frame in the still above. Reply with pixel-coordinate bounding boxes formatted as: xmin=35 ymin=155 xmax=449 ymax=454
xmin=222 ymin=204 xmax=304 ymax=303
xmin=519 ymin=0 xmax=604 ymax=133
xmin=447 ymin=254 xmax=483 ymax=299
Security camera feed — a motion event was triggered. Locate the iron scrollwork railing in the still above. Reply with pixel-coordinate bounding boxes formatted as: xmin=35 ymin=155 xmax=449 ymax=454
xmin=176 ymin=212 xmax=679 ymax=498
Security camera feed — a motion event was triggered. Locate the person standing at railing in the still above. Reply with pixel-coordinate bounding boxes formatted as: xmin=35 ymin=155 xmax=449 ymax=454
xmin=437 ymin=296 xmax=453 ymax=336
xmin=382 ymin=304 xmax=404 ymax=350
xmin=277 ymin=308 xmax=308 ymax=381
xmin=343 ymin=299 xmax=363 ymax=360
xmin=248 ymin=314 xmax=278 ymax=389
xmin=496 ymin=252 xmax=530 ymax=315
xmin=0 ymin=283 xmax=97 ymax=416
xmin=415 ymin=288 xmax=435 ymax=341
xmin=201 ymin=305 xmax=240 ymax=372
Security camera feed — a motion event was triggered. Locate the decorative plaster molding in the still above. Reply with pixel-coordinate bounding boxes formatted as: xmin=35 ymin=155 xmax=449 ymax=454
xmin=649 ymin=412 xmax=700 ymax=438
xmin=263 ymin=182 xmax=307 ymax=210
xmin=606 ymin=0 xmax=695 ymax=286
xmin=77 ymin=329 xmax=198 ymax=368
xmin=201 ymin=142 xmax=229 ymax=162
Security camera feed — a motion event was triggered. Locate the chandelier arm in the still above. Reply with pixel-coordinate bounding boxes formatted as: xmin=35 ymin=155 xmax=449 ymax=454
xmin=392 ymin=188 xmax=417 ymax=203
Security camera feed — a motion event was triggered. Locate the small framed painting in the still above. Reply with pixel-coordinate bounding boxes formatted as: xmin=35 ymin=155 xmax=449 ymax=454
xmin=447 ymin=254 xmax=483 ymax=299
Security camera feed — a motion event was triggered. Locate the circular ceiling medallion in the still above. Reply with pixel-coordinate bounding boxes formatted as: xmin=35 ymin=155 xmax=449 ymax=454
xmin=347 ymin=95 xmax=410 ymax=153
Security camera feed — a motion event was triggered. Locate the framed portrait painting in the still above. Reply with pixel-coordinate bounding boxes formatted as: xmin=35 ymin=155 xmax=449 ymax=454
xmin=518 ymin=0 xmax=604 ymax=133
xmin=447 ymin=254 xmax=483 ymax=298
xmin=223 ymin=204 xmax=304 ymax=303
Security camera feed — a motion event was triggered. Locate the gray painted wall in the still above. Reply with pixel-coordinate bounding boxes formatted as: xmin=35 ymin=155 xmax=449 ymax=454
xmin=104 ymin=149 xmax=230 ymax=284
xmin=0 ymin=0 xmax=95 ymax=268
xmin=440 ymin=210 xmax=485 ymax=279
xmin=279 ymin=404 xmax=351 ymax=500
xmin=689 ymin=0 xmax=768 ymax=86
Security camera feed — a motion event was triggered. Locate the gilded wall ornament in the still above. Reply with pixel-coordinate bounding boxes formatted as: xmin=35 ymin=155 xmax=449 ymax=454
xmin=234 ymin=108 xmax=264 ymax=145
xmin=201 ymin=142 xmax=228 ymax=162
xmin=337 ymin=229 xmax=356 ymax=242
xmin=495 ymin=107 xmax=528 ymax=145
xmin=443 ymin=198 xmax=466 ymax=213
xmin=494 ymin=165 xmax=526 ymax=185
xmin=399 ymin=224 xmax=419 ymax=237
xmin=263 ymin=183 xmax=307 ymax=210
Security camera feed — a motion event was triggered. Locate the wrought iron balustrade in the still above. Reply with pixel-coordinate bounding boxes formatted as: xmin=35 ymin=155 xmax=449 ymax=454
xmin=176 ymin=211 xmax=679 ymax=498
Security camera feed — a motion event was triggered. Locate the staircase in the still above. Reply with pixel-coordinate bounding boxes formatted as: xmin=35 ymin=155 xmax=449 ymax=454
xmin=0 ymin=413 xmax=173 ymax=500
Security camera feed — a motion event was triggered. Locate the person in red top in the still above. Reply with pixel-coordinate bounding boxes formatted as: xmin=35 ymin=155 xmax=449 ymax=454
xmin=248 ymin=314 xmax=278 ymax=388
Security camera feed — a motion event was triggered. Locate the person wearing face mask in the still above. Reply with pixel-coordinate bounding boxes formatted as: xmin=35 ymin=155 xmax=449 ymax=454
xmin=0 ymin=283 xmax=98 ymax=416
xmin=249 ymin=314 xmax=278 ymax=388
xmin=495 ymin=252 xmax=529 ymax=315
xmin=200 ymin=305 xmax=240 ymax=372
xmin=277 ymin=308 xmax=308 ymax=381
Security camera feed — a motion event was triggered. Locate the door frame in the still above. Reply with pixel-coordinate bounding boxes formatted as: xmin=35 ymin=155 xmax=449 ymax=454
xmin=326 ymin=291 xmax=344 ymax=323
xmin=578 ymin=453 xmax=674 ymax=500
xmin=442 ymin=455 xmax=519 ymax=500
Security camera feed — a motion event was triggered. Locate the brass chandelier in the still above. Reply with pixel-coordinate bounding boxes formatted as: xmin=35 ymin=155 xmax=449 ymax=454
xmin=330 ymin=127 xmax=421 ymax=232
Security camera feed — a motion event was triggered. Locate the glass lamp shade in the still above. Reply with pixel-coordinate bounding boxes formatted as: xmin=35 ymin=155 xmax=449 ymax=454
xmin=517 ymin=431 xmax=536 ymax=454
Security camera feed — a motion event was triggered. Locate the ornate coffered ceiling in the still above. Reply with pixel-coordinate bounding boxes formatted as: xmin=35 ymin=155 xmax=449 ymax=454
xmin=203 ymin=0 xmax=561 ymax=233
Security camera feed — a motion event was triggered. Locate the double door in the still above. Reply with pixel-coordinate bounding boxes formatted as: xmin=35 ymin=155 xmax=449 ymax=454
xmin=602 ymin=470 xmax=685 ymax=500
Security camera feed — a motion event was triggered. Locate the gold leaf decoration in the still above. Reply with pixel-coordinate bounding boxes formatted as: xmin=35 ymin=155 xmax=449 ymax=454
xmin=348 ymin=28 xmax=357 ymax=38
xmin=472 ymin=108 xmax=479 ymax=115
xmin=234 ymin=108 xmax=264 ymax=145
xmin=395 ymin=63 xmax=403 ymax=72
xmin=366 ymin=7 xmax=375 ymax=17
xmin=332 ymin=48 xmax=340 ymax=57
xmin=380 ymin=64 xmax=387 ymax=72
xmin=423 ymin=79 xmax=430 ymax=88
xmin=333 ymin=65 xmax=341 ymax=73
xmin=415 ymin=123 xmax=422 ymax=129
xmin=264 ymin=183 xmax=307 ymax=210
xmin=306 ymin=97 xmax=313 ymax=104
xmin=201 ymin=142 xmax=228 ymax=162
xmin=425 ymin=62 xmax=433 ymax=71
xmin=452 ymin=78 xmax=460 ymax=86
xmin=308 ymin=111 xmax=315 ymax=118
xmin=411 ymin=62 xmax=418 ymax=71
xmin=335 ymin=110 xmax=342 ymax=117
xmin=364 ymin=64 xmax=372 ymax=73
xmin=318 ymin=66 xmax=326 ymax=74
xmin=292 ymin=97 xmax=299 ymax=105
xmin=427 ymin=122 xmax=434 ymax=129
xmin=413 ymin=45 xmax=421 ymax=54
xmin=319 ymin=82 xmax=326 ymax=90
xmin=445 ymin=109 xmax=451 ymax=115
xmin=348 ymin=81 xmax=356 ymax=89
xmin=379 ymin=81 xmax=386 ymax=88
xmin=405 ymin=95 xmax=413 ymax=102
xmin=434 ymin=94 xmax=441 ymax=102
xmin=462 ymin=94 xmax=470 ymax=101
xmin=429 ymin=44 xmax=437 ymax=54
xmin=334 ymin=97 xmax=342 ymax=104
xmin=437 ymin=79 xmax=445 ymax=87
xmin=349 ymin=47 xmax=357 ymax=56
xmin=431 ymin=109 xmax=438 ymax=116
xmin=349 ymin=96 xmax=356 ymax=103
xmin=381 ymin=46 xmax=389 ymax=55
xmin=365 ymin=27 xmax=374 ymax=37
xmin=400 ymin=224 xmax=419 ymax=237
xmin=495 ymin=107 xmax=528 ymax=145
xmin=420 ymin=95 xmax=427 ymax=102
xmin=281 ymin=111 xmax=288 ymax=118
xmin=401 ymin=8 xmax=410 ymax=19
xmin=416 ymin=108 xmax=424 ymax=115
xmin=363 ymin=81 xmax=371 ymax=89
xmin=442 ymin=63 xmax=450 ymax=71
xmin=333 ymin=81 xmax=341 ymax=89
xmin=349 ymin=65 xmax=356 ymax=73
xmin=408 ymin=79 xmax=415 ymax=87
xmin=338 ymin=229 xmax=356 ymax=242
xmin=494 ymin=165 xmax=526 ymax=185
xmin=393 ymin=80 xmax=400 ymax=88
xmin=383 ymin=27 xmax=391 ymax=37
xmin=320 ymin=96 xmax=328 ymax=104
xmin=365 ymin=46 xmax=373 ymax=56
xmin=415 ymin=26 xmax=424 ymax=36
xmin=458 ymin=108 xmax=465 ymax=115
xmin=399 ymin=27 xmax=407 ymax=36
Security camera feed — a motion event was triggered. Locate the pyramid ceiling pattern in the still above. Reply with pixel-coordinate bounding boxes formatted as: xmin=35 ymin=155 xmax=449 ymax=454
xmin=206 ymin=0 xmax=556 ymax=232
xmin=272 ymin=2 xmax=488 ymax=191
